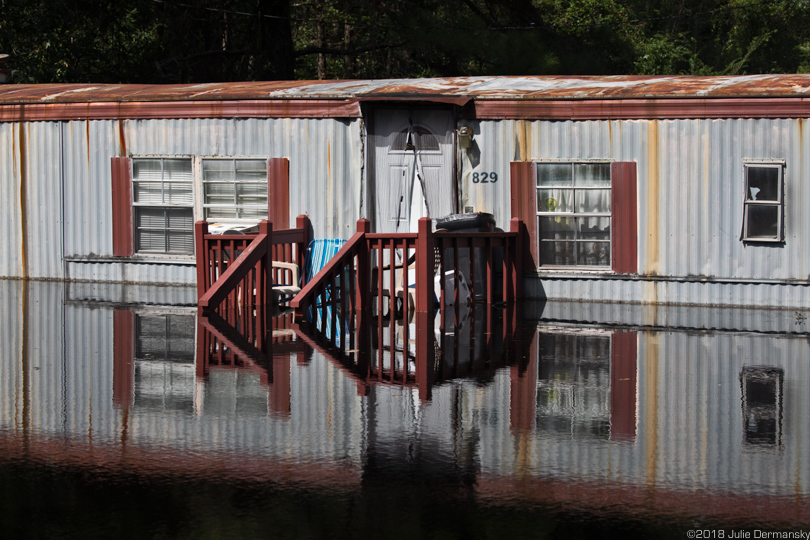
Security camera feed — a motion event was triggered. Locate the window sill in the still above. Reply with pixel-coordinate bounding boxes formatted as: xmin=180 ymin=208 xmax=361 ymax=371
xmin=536 ymin=267 xmax=614 ymax=277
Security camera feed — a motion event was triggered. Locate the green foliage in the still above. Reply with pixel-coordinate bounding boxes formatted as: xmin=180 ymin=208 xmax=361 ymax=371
xmin=1 ymin=0 xmax=810 ymax=82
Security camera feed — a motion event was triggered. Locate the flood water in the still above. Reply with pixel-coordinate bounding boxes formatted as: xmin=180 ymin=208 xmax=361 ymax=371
xmin=2 ymin=280 xmax=809 ymax=539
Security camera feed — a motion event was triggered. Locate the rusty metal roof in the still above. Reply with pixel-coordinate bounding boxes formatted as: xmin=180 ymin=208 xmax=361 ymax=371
xmin=4 ymin=75 xmax=810 ymax=104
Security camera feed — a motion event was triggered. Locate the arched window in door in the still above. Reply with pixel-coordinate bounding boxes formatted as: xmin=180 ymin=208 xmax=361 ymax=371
xmin=392 ymin=126 xmax=440 ymax=151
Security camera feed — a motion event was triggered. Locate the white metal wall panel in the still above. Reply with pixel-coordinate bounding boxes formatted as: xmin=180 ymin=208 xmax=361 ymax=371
xmin=56 ymin=116 xmax=362 ymax=284
xmin=529 ymin=299 xmax=808 ymax=334
xmin=0 ymin=123 xmax=22 ymax=278
xmin=523 ymin=276 xmax=810 ymax=310
xmin=62 ymin=120 xmax=118 ymax=258
xmin=122 ymin=117 xmax=363 ymax=239
xmin=465 ymin=117 xmax=810 ymax=306
xmin=66 ymin=260 xmax=196 ymax=285
xmin=0 ymin=123 xmax=63 ymax=279
xmin=66 ymin=282 xmax=196 ymax=306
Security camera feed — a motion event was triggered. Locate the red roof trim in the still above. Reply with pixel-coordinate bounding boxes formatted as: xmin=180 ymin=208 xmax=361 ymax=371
xmin=5 ymin=95 xmax=810 ymax=121
xmin=472 ymin=98 xmax=810 ymax=119
xmin=0 ymin=99 xmax=362 ymax=121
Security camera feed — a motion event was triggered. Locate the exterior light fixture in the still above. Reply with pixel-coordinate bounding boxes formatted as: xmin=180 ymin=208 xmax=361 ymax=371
xmin=458 ymin=126 xmax=474 ymax=149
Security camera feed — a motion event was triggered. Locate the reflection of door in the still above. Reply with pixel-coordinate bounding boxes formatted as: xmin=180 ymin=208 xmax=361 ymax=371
xmin=368 ymin=108 xmax=455 ymax=232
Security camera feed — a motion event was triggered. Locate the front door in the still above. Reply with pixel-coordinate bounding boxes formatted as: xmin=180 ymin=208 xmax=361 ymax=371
xmin=368 ymin=108 xmax=455 ymax=233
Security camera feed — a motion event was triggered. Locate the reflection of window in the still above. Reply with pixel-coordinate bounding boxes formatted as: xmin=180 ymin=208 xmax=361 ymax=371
xmin=134 ymin=313 xmax=196 ymax=412
xmin=202 ymin=158 xmax=268 ymax=221
xmin=537 ymin=163 xmax=611 ymax=267
xmin=536 ymin=329 xmax=612 ymax=438
xmin=743 ymin=163 xmax=784 ymax=242
xmin=132 ymin=158 xmax=194 ymax=255
xmin=740 ymin=366 xmax=784 ymax=446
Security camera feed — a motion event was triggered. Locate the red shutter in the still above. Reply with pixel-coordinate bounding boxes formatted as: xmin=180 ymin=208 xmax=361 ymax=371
xmin=610 ymin=331 xmax=637 ymax=441
xmin=113 ymin=308 xmax=135 ymax=410
xmin=268 ymin=157 xmax=290 ymax=230
xmin=510 ymin=161 xmax=538 ymax=269
xmin=111 ymin=157 xmax=133 ymax=257
xmin=611 ymin=162 xmax=637 ymax=273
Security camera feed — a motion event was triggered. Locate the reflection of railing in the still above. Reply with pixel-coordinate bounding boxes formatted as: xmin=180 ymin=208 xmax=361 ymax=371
xmin=291 ymin=217 xmax=523 ymax=341
xmin=195 ymin=216 xmax=310 ymax=314
xmin=293 ymin=300 xmax=526 ymax=402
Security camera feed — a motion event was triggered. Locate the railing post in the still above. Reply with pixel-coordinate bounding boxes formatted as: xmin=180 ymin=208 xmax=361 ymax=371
xmin=296 ymin=214 xmax=310 ymax=282
xmin=510 ymin=218 xmax=522 ymax=303
xmin=356 ymin=219 xmax=370 ymax=313
xmin=416 ymin=217 xmax=434 ymax=312
xmin=195 ymin=221 xmax=209 ymax=301
xmin=260 ymin=220 xmax=272 ymax=307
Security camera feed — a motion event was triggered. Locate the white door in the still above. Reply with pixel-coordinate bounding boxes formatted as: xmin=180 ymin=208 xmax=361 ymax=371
xmin=369 ymin=109 xmax=455 ymax=233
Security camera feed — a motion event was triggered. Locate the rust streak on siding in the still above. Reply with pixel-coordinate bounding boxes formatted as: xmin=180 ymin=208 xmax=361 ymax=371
xmin=17 ymin=123 xmax=28 ymax=280
xmin=646 ymin=120 xmax=660 ymax=276
xmin=515 ymin=119 xmax=530 ymax=161
xmin=118 ymin=119 xmax=127 ymax=157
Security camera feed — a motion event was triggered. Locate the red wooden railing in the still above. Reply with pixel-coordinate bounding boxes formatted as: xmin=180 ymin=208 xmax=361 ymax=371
xmin=195 ymin=215 xmax=310 ymax=314
xmin=291 ymin=217 xmax=523 ymax=349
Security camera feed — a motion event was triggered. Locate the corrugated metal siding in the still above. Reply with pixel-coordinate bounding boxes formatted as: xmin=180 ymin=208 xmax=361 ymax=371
xmin=0 ymin=123 xmax=64 ymax=279
xmin=0 ymin=123 xmax=22 ymax=277
xmin=121 ymin=117 xmax=362 ymax=238
xmin=528 ymin=299 xmax=810 ymax=334
xmin=523 ymin=277 xmax=810 ymax=310
xmin=58 ymin=116 xmax=362 ymax=283
xmin=66 ymin=282 xmax=196 ymax=306
xmin=66 ymin=261 xmax=196 ymax=285
xmin=464 ymin=117 xmax=810 ymax=306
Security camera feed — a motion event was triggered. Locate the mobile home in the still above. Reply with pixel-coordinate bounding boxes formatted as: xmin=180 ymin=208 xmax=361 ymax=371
xmin=2 ymin=75 xmax=810 ymax=309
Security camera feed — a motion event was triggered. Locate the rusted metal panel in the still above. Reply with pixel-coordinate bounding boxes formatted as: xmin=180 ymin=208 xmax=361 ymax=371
xmin=472 ymin=98 xmax=810 ymax=120
xmin=4 ymin=75 xmax=810 ymax=104
xmin=0 ymin=99 xmax=362 ymax=122
xmin=6 ymin=76 xmax=810 ymax=122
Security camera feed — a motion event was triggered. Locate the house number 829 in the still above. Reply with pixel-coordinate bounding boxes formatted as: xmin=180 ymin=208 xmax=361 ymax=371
xmin=472 ymin=172 xmax=498 ymax=183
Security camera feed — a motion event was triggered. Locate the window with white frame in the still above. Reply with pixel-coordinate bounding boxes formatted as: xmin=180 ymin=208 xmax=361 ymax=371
xmin=536 ymin=162 xmax=611 ymax=267
xmin=202 ymin=158 xmax=268 ymax=221
xmin=743 ymin=162 xmax=784 ymax=242
xmin=132 ymin=158 xmax=195 ymax=255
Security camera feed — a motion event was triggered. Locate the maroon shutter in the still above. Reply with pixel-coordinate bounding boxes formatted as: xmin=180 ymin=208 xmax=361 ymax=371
xmin=611 ymin=162 xmax=637 ymax=273
xmin=610 ymin=331 xmax=638 ymax=441
xmin=111 ymin=157 xmax=133 ymax=257
xmin=510 ymin=161 xmax=538 ymax=269
xmin=113 ymin=308 xmax=135 ymax=410
xmin=268 ymin=157 xmax=290 ymax=230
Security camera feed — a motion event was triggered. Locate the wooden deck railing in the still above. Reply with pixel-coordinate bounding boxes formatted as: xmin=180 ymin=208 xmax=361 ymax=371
xmin=195 ymin=215 xmax=310 ymax=314
xmin=290 ymin=217 xmax=523 ymax=349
